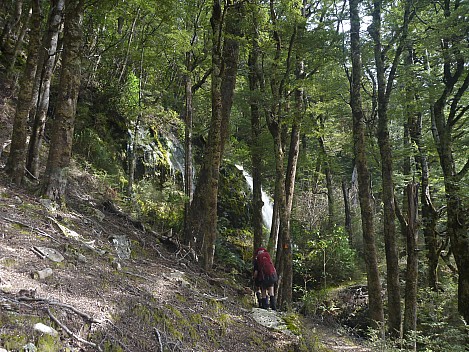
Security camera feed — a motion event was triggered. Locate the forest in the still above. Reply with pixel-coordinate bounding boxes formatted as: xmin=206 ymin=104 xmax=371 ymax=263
xmin=0 ymin=0 xmax=468 ymax=350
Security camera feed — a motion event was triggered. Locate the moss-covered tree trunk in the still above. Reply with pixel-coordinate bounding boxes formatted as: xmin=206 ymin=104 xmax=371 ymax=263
xmin=403 ymin=183 xmax=419 ymax=345
xmin=248 ymin=1 xmax=265 ymax=252
xmin=6 ymin=0 xmax=41 ymax=185
xmin=0 ymin=0 xmax=26 ymax=68
xmin=369 ymin=0 xmax=412 ymax=336
xmin=405 ymin=46 xmax=440 ymax=290
xmin=27 ymin=0 xmax=65 ymax=179
xmin=190 ymin=0 xmax=242 ymax=269
xmin=349 ymin=0 xmax=384 ymax=329
xmin=342 ymin=178 xmax=353 ymax=246
xmin=433 ymin=84 xmax=469 ymax=323
xmin=183 ymin=51 xmax=194 ymax=245
xmin=42 ymin=0 xmax=84 ymax=203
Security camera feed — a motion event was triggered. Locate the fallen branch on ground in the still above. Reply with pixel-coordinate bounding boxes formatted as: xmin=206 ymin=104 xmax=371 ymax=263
xmin=46 ymin=308 xmax=103 ymax=351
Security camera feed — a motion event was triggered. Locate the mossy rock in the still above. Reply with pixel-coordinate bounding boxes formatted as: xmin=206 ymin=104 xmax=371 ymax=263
xmin=36 ymin=333 xmax=60 ymax=352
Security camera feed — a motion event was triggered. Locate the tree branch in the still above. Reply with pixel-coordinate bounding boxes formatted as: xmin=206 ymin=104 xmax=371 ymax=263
xmin=46 ymin=308 xmax=102 ymax=351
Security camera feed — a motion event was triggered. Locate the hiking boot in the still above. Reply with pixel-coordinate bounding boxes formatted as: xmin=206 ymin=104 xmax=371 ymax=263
xmin=262 ymin=297 xmax=269 ymax=309
xmin=256 ymin=292 xmax=262 ymax=308
xmin=270 ymin=296 xmax=276 ymax=310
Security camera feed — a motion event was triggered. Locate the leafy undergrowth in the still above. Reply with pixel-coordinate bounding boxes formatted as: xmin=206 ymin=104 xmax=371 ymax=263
xmin=0 ymin=166 xmax=303 ymax=352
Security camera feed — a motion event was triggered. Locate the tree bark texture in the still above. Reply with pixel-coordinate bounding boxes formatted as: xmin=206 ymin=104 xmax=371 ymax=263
xmin=430 ymin=0 xmax=469 ymax=323
xmin=349 ymin=0 xmax=384 ymax=328
xmin=267 ymin=0 xmax=298 ymax=309
xmin=190 ymin=0 xmax=241 ymax=270
xmin=27 ymin=0 xmax=65 ymax=179
xmin=183 ymin=51 xmax=194 ymax=245
xmin=369 ymin=0 xmax=412 ymax=336
xmin=0 ymin=0 xmax=25 ymax=67
xmin=405 ymin=47 xmax=440 ymax=290
xmin=6 ymin=0 xmax=41 ymax=185
xmin=342 ymin=178 xmax=353 ymax=246
xmin=7 ymin=5 xmax=31 ymax=73
xmin=43 ymin=0 xmax=84 ymax=203
xmin=317 ymin=116 xmax=335 ymax=229
xmin=248 ymin=3 xmax=265 ymax=252
xmin=403 ymin=183 xmax=419 ymax=345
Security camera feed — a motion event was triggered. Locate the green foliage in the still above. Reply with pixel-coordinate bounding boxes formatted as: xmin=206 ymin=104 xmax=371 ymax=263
xmin=415 ymin=287 xmax=468 ymax=352
xmin=283 ymin=312 xmax=303 ymax=336
xmin=215 ymin=235 xmax=251 ymax=275
xmin=117 ymin=72 xmax=140 ymax=122
xmin=74 ymin=128 xmax=122 ymax=175
xmin=297 ymin=288 xmax=333 ymax=317
xmin=133 ymin=179 xmax=185 ymax=232
xmin=294 ymin=226 xmax=358 ymax=290
xmin=217 ymin=164 xmax=253 ymax=230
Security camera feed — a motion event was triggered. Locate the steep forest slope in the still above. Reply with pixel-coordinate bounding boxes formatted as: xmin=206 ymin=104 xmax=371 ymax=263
xmin=0 ymin=163 xmax=298 ymax=351
xmin=0 ymin=163 xmax=375 ymax=352
xmin=0 ymin=76 xmax=373 ymax=352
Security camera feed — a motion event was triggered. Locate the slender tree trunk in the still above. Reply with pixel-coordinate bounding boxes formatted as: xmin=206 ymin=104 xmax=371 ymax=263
xmin=6 ymin=0 xmax=41 ymax=185
xmin=369 ymin=0 xmax=412 ymax=336
xmin=318 ymin=126 xmax=334 ymax=228
xmin=349 ymin=0 xmax=384 ymax=329
xmin=271 ymin=127 xmax=288 ymax=308
xmin=1 ymin=0 xmax=25 ymax=67
xmin=127 ymin=116 xmax=139 ymax=196
xmin=370 ymin=0 xmax=399 ymax=334
xmin=27 ymin=0 xmax=65 ymax=179
xmin=406 ymin=47 xmax=440 ymax=290
xmin=7 ymin=6 xmax=31 ymax=74
xmin=219 ymin=1 xmax=243 ymax=159
xmin=190 ymin=0 xmax=242 ymax=269
xmin=403 ymin=183 xmax=419 ymax=349
xmin=183 ymin=51 xmax=194 ymax=245
xmin=433 ymin=86 xmax=469 ymax=322
xmin=430 ymin=0 xmax=469 ymax=323
xmin=342 ymin=178 xmax=353 ymax=246
xmin=267 ymin=0 xmax=298 ymax=309
xmin=278 ymin=80 xmax=303 ymax=309
xmin=42 ymin=0 xmax=84 ymax=203
xmin=118 ymin=10 xmax=139 ymax=83
xmin=248 ymin=2 xmax=264 ymax=251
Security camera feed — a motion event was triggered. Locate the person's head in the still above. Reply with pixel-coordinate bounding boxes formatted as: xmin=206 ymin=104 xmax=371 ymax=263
xmin=256 ymin=247 xmax=266 ymax=255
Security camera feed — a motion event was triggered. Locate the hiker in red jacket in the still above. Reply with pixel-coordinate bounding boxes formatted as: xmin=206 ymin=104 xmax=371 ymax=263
xmin=253 ymin=247 xmax=278 ymax=310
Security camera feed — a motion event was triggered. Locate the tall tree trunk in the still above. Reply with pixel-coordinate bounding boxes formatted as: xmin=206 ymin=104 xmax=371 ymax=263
xmin=317 ymin=117 xmax=334 ymax=229
xmin=342 ymin=178 xmax=353 ymax=246
xmin=42 ymin=0 xmax=84 ymax=203
xmin=219 ymin=1 xmax=243 ymax=159
xmin=1 ymin=0 xmax=25 ymax=67
xmin=190 ymin=0 xmax=242 ymax=269
xmin=6 ymin=0 xmax=41 ymax=185
xmin=127 ymin=116 xmax=140 ymax=196
xmin=405 ymin=47 xmax=440 ymax=290
xmin=183 ymin=50 xmax=194 ymax=245
xmin=7 ymin=6 xmax=31 ymax=74
xmin=272 ymin=126 xmax=288 ymax=307
xmin=369 ymin=0 xmax=412 ymax=336
xmin=278 ymin=78 xmax=303 ymax=309
xmin=430 ymin=0 xmax=469 ymax=323
xmin=27 ymin=0 xmax=65 ymax=179
xmin=349 ymin=0 xmax=384 ymax=329
xmin=118 ymin=10 xmax=139 ymax=83
xmin=403 ymin=183 xmax=419 ymax=349
xmin=248 ymin=2 xmax=265 ymax=252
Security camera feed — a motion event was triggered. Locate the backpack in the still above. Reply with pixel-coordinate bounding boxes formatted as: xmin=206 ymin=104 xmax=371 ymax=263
xmin=256 ymin=250 xmax=276 ymax=281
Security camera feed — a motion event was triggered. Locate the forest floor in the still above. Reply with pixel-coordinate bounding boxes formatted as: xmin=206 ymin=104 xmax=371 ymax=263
xmin=0 ymin=166 xmax=372 ymax=351
xmin=0 ymin=72 xmax=372 ymax=351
